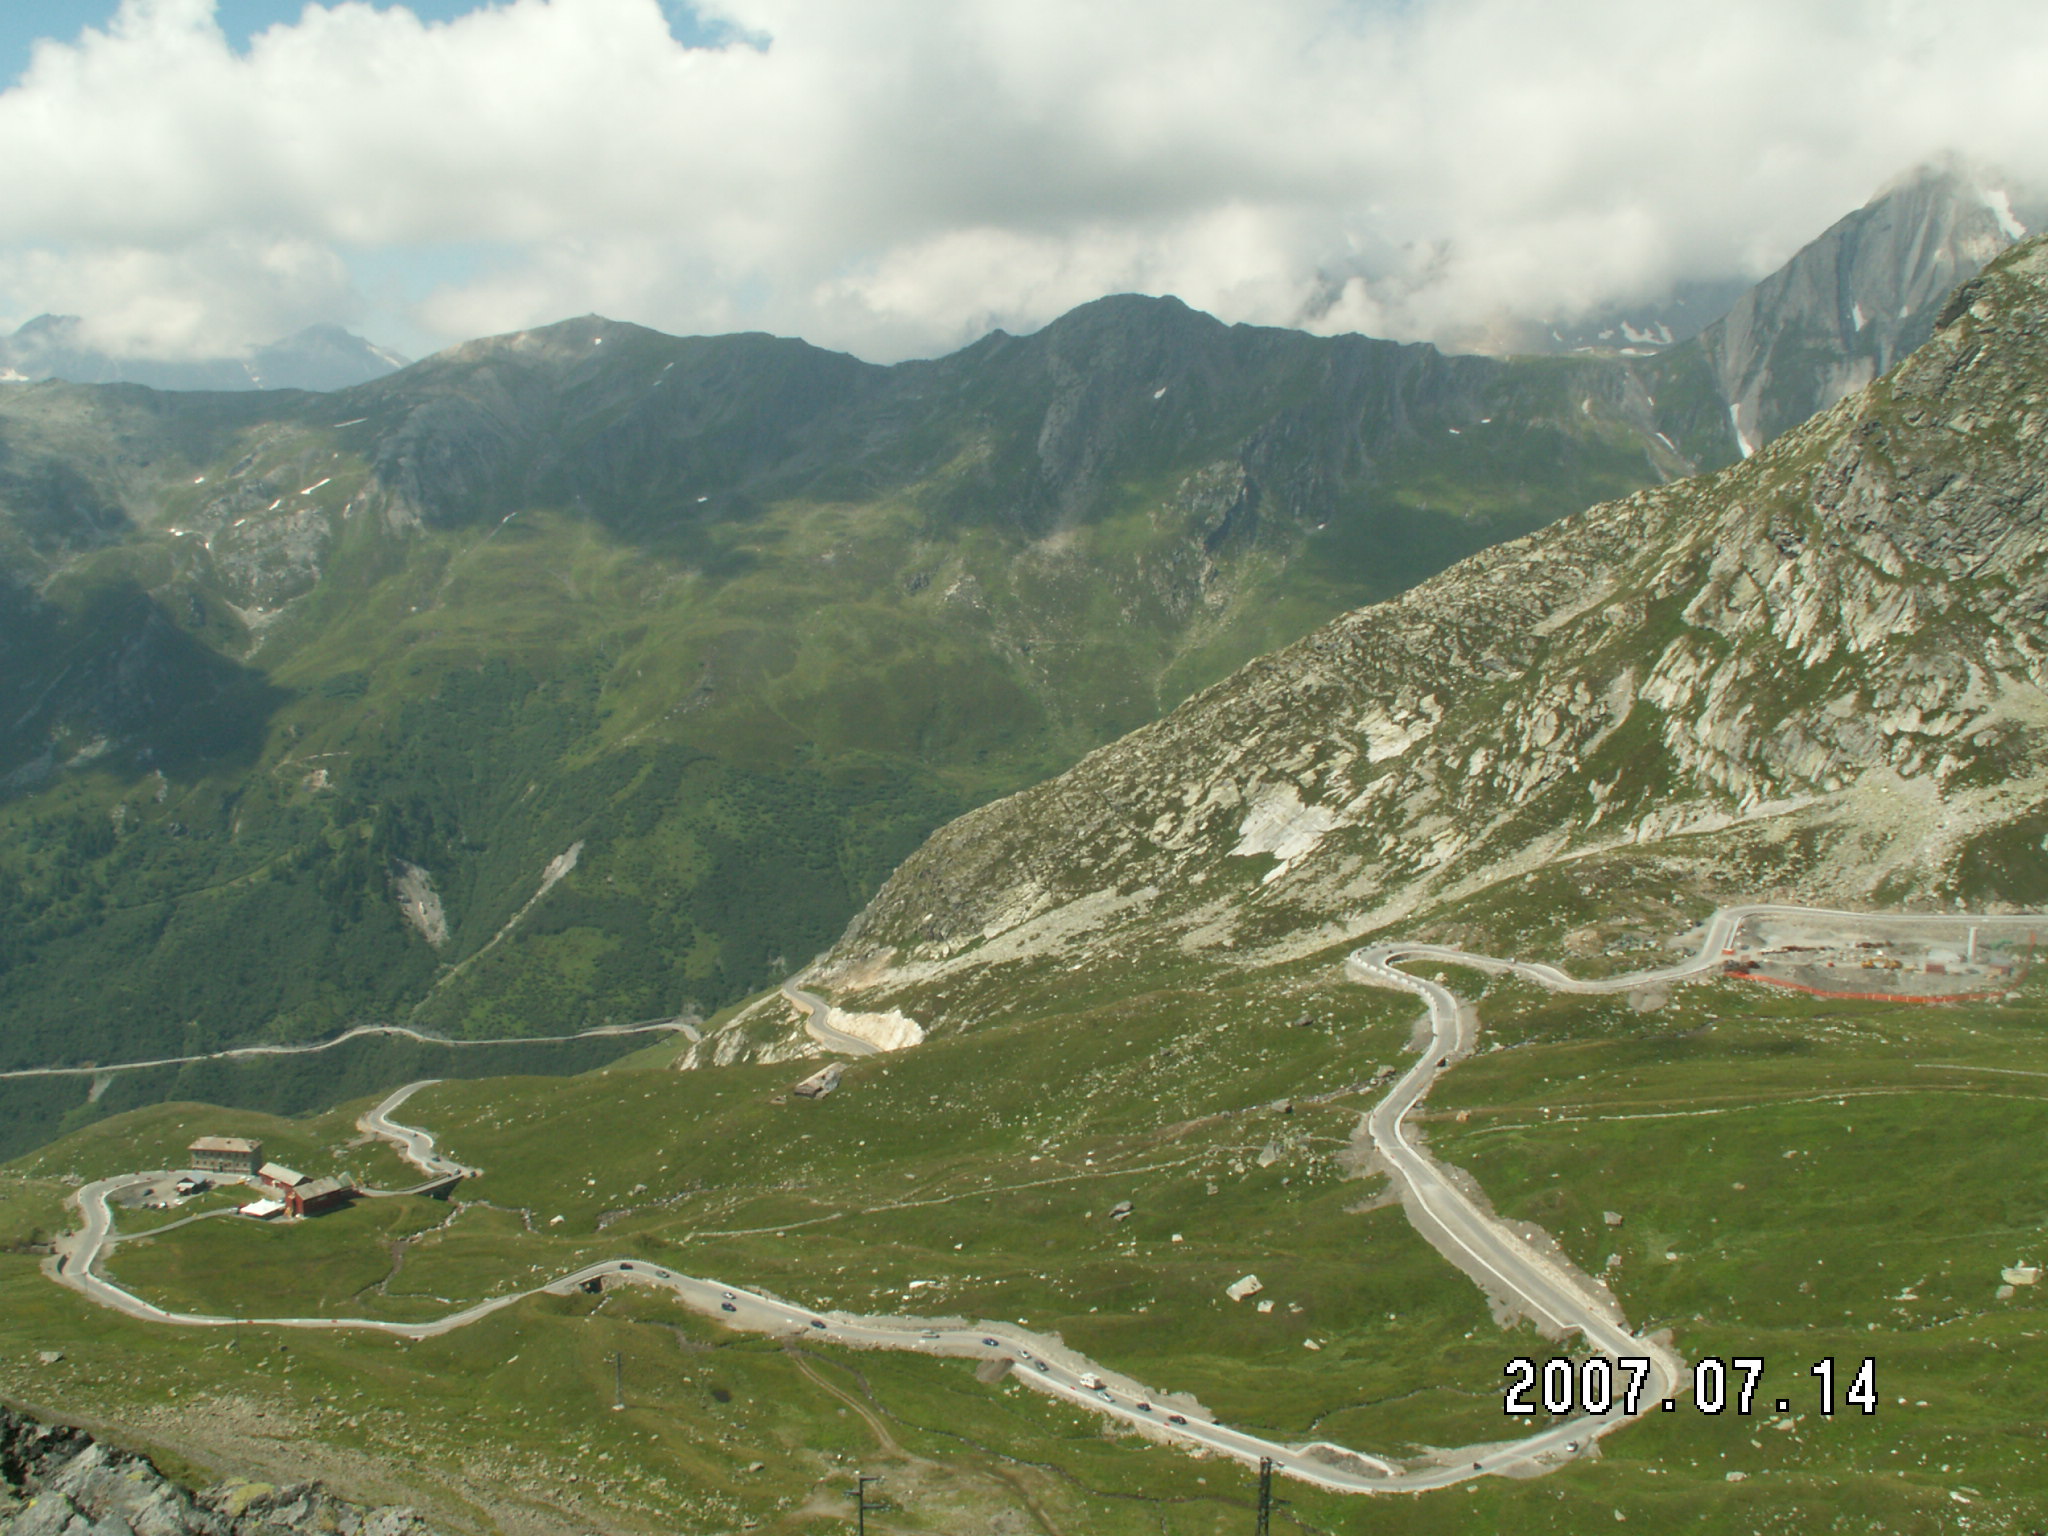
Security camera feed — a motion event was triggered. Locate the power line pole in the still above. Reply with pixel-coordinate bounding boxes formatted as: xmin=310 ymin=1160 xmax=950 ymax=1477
xmin=854 ymin=1472 xmax=884 ymax=1535
xmin=1254 ymin=1456 xmax=1274 ymax=1536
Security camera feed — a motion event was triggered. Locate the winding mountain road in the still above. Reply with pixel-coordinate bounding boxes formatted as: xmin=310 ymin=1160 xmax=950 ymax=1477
xmin=782 ymin=984 xmax=882 ymax=1057
xmin=0 ymin=1019 xmax=696 ymax=1083
xmin=357 ymin=1081 xmax=478 ymax=1179
xmin=45 ymin=903 xmax=2033 ymax=1494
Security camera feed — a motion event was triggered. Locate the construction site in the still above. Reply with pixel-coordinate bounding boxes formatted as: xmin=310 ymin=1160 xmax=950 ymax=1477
xmin=1719 ymin=912 xmax=2036 ymax=1002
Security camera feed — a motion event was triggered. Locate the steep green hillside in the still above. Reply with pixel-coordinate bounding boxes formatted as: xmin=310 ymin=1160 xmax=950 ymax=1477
xmin=0 ymin=298 xmax=1693 ymax=1083
xmin=5 ymin=949 xmax=2045 ymax=1532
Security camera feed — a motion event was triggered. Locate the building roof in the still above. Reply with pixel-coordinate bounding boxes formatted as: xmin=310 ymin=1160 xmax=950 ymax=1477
xmin=294 ymin=1175 xmax=357 ymax=1202
xmin=238 ymin=1199 xmax=287 ymax=1218
xmin=189 ymin=1136 xmax=261 ymax=1154
xmin=257 ymin=1162 xmax=308 ymax=1187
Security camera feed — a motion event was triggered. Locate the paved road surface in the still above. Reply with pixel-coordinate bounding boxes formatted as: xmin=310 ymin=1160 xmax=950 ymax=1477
xmin=782 ymin=985 xmax=881 ymax=1057
xmin=358 ymin=1081 xmax=477 ymax=1178
xmin=0 ymin=1019 xmax=696 ymax=1082
xmin=47 ymin=903 xmax=2034 ymax=1494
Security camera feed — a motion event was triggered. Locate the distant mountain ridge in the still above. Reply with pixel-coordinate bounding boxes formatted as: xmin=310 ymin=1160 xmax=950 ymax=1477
xmin=0 ymin=315 xmax=409 ymax=392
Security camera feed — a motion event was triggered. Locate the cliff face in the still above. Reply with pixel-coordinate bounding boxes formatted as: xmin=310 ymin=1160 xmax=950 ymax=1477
xmin=1691 ymin=165 xmax=2042 ymax=457
xmin=806 ymin=237 xmax=2048 ymax=1021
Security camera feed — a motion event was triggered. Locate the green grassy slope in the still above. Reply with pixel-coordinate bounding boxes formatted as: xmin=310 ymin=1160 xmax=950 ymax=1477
xmin=4 ymin=916 xmax=2043 ymax=1533
xmin=0 ymin=301 xmax=1688 ymax=1087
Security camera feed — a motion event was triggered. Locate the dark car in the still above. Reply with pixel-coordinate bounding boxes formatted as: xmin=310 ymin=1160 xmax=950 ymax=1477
xmin=619 ymin=1263 xmax=635 ymax=1271
xmin=1135 ymin=1401 xmax=1152 ymax=1412
xmin=1035 ymin=1361 xmax=1050 ymax=1372
xmin=982 ymin=1337 xmax=999 ymax=1347
xmin=1166 ymin=1414 xmax=1187 ymax=1425
xmin=810 ymin=1319 xmax=827 ymax=1330
xmin=720 ymin=1302 xmax=737 ymax=1312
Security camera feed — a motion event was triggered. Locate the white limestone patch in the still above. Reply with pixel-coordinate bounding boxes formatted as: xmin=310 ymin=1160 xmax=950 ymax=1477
xmin=979 ymin=881 xmax=1058 ymax=941
xmin=424 ymin=840 xmax=584 ymax=996
xmin=819 ymin=1006 xmax=926 ymax=1052
xmin=539 ymin=841 xmax=583 ymax=892
xmin=1354 ymin=699 xmax=1441 ymax=762
xmin=1229 ymin=783 xmax=1343 ymax=882
xmin=391 ymin=859 xmax=449 ymax=948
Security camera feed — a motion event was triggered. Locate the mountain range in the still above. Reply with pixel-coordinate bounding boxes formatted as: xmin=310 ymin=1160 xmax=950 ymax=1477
xmin=0 ymin=164 xmax=2032 ymax=1092
xmin=5 ymin=169 xmax=2048 ymax=1536
xmin=0 ymin=317 xmax=409 ymax=393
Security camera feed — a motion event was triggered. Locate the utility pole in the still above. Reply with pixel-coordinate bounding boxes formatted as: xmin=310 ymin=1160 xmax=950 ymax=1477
xmin=1253 ymin=1456 xmax=1274 ymax=1536
xmin=611 ymin=1351 xmax=624 ymax=1411
xmin=854 ymin=1472 xmax=884 ymax=1535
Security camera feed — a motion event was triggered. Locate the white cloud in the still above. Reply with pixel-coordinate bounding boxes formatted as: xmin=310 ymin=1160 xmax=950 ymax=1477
xmin=1 ymin=0 xmax=2046 ymax=359
xmin=0 ymin=235 xmax=357 ymax=358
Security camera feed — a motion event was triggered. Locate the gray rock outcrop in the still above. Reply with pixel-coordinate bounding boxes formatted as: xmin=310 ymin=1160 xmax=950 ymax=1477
xmin=0 ymin=1406 xmax=431 ymax=1536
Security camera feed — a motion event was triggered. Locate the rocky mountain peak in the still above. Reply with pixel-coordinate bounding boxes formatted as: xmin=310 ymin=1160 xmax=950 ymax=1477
xmin=1698 ymin=160 xmax=2044 ymax=456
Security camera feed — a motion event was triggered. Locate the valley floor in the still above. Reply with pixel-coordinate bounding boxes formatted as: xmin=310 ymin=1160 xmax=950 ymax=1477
xmin=18 ymin=904 xmax=2040 ymax=1530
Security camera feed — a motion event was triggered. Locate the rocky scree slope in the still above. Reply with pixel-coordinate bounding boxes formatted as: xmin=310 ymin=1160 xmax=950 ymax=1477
xmin=0 ymin=1405 xmax=429 ymax=1536
xmin=806 ymin=237 xmax=2048 ymax=1025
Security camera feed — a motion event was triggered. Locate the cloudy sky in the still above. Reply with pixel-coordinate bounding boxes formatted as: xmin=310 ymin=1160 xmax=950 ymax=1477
xmin=2 ymin=0 xmax=2046 ymax=364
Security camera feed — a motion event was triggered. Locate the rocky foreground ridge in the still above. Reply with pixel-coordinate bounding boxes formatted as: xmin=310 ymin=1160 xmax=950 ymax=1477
xmin=794 ymin=236 xmax=2048 ymax=1027
xmin=0 ymin=1406 xmax=430 ymax=1536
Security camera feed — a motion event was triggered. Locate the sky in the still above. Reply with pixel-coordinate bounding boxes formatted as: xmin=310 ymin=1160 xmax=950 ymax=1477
xmin=1 ymin=0 xmax=2046 ymax=365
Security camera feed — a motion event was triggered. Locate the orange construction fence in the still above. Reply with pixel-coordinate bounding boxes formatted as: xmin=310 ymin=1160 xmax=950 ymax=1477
xmin=1727 ymin=970 xmax=2004 ymax=1006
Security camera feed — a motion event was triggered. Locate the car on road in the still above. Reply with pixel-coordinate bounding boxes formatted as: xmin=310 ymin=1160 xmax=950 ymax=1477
xmin=722 ymin=1290 xmax=735 ymax=1299
xmin=619 ymin=1263 xmax=635 ymax=1271
xmin=1033 ymin=1360 xmax=1049 ymax=1372
xmin=809 ymin=1319 xmax=827 ymax=1330
xmin=720 ymin=1302 xmax=737 ymax=1312
xmin=982 ymin=1337 xmax=999 ymax=1347
xmin=919 ymin=1329 xmax=940 ymax=1339
xmin=1166 ymin=1414 xmax=1187 ymax=1425
xmin=1079 ymin=1373 xmax=1104 ymax=1391
xmin=1134 ymin=1401 xmax=1151 ymax=1412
